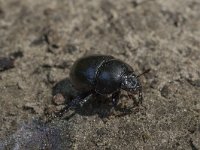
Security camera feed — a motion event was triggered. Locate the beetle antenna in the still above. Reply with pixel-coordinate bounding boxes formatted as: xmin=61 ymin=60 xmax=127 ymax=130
xmin=136 ymin=69 xmax=150 ymax=78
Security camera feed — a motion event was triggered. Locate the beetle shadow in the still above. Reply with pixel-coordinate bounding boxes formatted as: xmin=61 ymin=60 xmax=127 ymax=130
xmin=52 ymin=78 xmax=135 ymax=120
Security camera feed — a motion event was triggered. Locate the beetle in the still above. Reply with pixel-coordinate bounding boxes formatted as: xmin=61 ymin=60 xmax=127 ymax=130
xmin=56 ymin=55 xmax=149 ymax=117
xmin=69 ymin=55 xmax=149 ymax=107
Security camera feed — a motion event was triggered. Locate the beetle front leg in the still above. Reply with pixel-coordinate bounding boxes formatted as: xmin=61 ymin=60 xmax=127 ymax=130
xmin=138 ymin=86 xmax=143 ymax=104
xmin=128 ymin=87 xmax=143 ymax=106
xmin=111 ymin=91 xmax=121 ymax=107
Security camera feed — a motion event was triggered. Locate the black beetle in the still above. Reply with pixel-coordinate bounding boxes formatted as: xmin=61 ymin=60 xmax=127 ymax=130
xmin=69 ymin=55 xmax=149 ymax=107
xmin=55 ymin=55 xmax=149 ymax=117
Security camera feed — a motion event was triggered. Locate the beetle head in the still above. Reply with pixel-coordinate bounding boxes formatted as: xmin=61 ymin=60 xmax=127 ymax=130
xmin=121 ymin=69 xmax=150 ymax=92
xmin=121 ymin=73 xmax=141 ymax=93
xmin=121 ymin=69 xmax=149 ymax=104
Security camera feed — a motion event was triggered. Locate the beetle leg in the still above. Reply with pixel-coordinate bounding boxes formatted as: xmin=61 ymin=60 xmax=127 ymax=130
xmin=128 ymin=87 xmax=143 ymax=106
xmin=127 ymin=92 xmax=138 ymax=106
xmin=78 ymin=94 xmax=93 ymax=107
xmin=55 ymin=93 xmax=92 ymax=118
xmin=111 ymin=91 xmax=121 ymax=107
xmin=69 ymin=93 xmax=93 ymax=108
xmin=54 ymin=105 xmax=70 ymax=118
xmin=138 ymin=86 xmax=143 ymax=104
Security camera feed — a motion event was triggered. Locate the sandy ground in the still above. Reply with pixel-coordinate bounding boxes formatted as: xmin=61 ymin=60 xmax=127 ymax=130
xmin=0 ymin=0 xmax=200 ymax=149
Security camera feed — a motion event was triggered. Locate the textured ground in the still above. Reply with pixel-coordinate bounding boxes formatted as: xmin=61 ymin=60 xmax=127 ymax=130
xmin=0 ymin=0 xmax=200 ymax=149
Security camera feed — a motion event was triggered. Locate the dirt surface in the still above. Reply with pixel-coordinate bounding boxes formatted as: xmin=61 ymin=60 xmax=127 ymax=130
xmin=0 ymin=0 xmax=200 ymax=149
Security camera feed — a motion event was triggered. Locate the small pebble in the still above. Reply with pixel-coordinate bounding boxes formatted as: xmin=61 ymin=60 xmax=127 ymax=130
xmin=52 ymin=93 xmax=65 ymax=105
